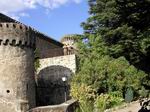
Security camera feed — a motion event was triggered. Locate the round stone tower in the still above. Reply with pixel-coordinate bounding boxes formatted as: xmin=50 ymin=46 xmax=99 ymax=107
xmin=61 ymin=34 xmax=81 ymax=48
xmin=61 ymin=34 xmax=81 ymax=55
xmin=0 ymin=23 xmax=36 ymax=112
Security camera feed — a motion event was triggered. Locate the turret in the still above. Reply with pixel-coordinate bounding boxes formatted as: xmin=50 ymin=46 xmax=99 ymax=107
xmin=0 ymin=23 xmax=36 ymax=112
xmin=60 ymin=34 xmax=81 ymax=55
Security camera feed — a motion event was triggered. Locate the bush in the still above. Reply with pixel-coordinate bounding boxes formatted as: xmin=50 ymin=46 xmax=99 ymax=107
xmin=72 ymin=56 xmax=148 ymax=98
xmin=94 ymin=92 xmax=124 ymax=112
xmin=71 ymin=35 xmax=149 ymax=111
xmin=70 ymin=83 xmax=96 ymax=112
xmin=70 ymin=56 xmax=148 ymax=112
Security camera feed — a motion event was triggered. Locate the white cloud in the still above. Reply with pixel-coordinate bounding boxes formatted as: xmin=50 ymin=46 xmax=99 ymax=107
xmin=0 ymin=0 xmax=83 ymax=19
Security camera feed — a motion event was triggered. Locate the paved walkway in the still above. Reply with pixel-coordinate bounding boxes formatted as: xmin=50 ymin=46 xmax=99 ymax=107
xmin=115 ymin=102 xmax=141 ymax=112
xmin=105 ymin=101 xmax=144 ymax=112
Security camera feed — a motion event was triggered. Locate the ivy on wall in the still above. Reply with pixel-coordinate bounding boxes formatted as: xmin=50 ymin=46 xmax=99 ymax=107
xmin=34 ymin=48 xmax=41 ymax=72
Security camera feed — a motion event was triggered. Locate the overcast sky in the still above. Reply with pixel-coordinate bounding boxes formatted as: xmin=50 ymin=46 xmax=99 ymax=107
xmin=0 ymin=0 xmax=88 ymax=41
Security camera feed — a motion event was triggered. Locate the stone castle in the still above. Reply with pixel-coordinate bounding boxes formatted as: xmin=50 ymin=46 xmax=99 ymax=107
xmin=0 ymin=13 xmax=79 ymax=112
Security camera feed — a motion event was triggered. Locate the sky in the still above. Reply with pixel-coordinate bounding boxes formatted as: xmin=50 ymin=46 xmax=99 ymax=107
xmin=0 ymin=0 xmax=89 ymax=41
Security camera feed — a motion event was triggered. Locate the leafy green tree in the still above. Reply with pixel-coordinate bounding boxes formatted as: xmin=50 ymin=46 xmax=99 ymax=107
xmin=82 ymin=0 xmax=150 ymax=73
xmin=73 ymin=54 xmax=147 ymax=97
xmin=71 ymin=41 xmax=148 ymax=110
xmin=74 ymin=31 xmax=148 ymax=96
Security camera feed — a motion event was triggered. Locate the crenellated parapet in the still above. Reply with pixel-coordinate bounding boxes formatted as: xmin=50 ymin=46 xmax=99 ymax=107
xmin=60 ymin=34 xmax=82 ymax=55
xmin=60 ymin=34 xmax=82 ymax=43
xmin=0 ymin=23 xmax=35 ymax=48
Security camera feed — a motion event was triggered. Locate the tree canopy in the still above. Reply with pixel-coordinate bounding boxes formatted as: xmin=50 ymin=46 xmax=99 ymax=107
xmin=71 ymin=0 xmax=150 ymax=111
xmin=82 ymin=0 xmax=150 ymax=72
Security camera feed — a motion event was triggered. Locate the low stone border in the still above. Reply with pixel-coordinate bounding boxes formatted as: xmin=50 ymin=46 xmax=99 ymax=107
xmin=28 ymin=99 xmax=78 ymax=112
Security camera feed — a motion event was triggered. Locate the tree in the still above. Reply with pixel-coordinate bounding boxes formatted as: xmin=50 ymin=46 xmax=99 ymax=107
xmin=70 ymin=1 xmax=150 ymax=111
xmin=71 ymin=35 xmax=148 ymax=111
xmin=72 ymin=33 xmax=148 ymax=95
xmin=82 ymin=0 xmax=150 ymax=73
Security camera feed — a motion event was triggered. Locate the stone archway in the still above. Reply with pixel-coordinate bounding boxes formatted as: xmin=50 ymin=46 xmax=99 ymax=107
xmin=36 ymin=65 xmax=73 ymax=106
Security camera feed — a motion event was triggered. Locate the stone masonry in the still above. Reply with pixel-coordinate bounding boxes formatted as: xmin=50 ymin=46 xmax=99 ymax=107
xmin=0 ymin=23 xmax=36 ymax=112
xmin=36 ymin=54 xmax=76 ymax=106
xmin=0 ymin=13 xmax=78 ymax=112
xmin=38 ymin=54 xmax=76 ymax=74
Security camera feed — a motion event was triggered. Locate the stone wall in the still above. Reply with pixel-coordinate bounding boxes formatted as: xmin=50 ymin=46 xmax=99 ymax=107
xmin=0 ymin=23 xmax=36 ymax=112
xmin=0 ymin=12 xmax=64 ymax=59
xmin=36 ymin=36 xmax=63 ymax=59
xmin=28 ymin=99 xmax=78 ymax=112
xmin=0 ymin=13 xmax=77 ymax=112
xmin=38 ymin=54 xmax=76 ymax=73
xmin=36 ymin=55 xmax=76 ymax=106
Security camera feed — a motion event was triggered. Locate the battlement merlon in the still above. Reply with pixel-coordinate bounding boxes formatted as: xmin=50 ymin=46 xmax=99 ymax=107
xmin=0 ymin=23 xmax=35 ymax=48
